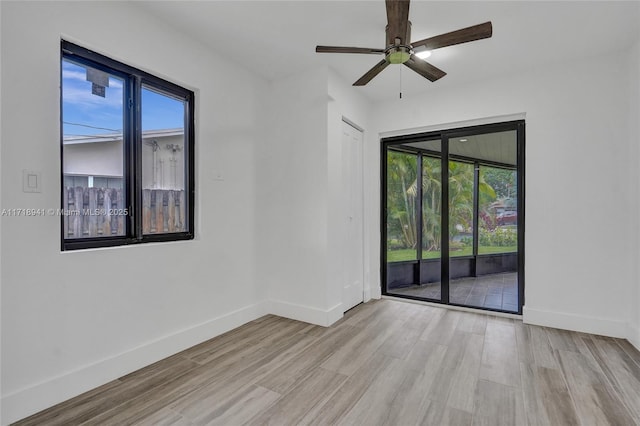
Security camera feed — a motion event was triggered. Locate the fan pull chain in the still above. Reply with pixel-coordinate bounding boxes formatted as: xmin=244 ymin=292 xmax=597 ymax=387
xmin=399 ymin=65 xmax=403 ymax=99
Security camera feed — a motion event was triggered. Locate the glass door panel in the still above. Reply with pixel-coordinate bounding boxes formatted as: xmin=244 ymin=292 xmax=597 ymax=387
xmin=385 ymin=150 xmax=418 ymax=295
xmin=418 ymin=153 xmax=442 ymax=300
xmin=382 ymin=122 xmax=523 ymax=314
xmin=478 ymin=166 xmax=517 ymax=255
xmin=386 ymin=140 xmax=442 ymax=301
xmin=448 ymin=160 xmax=475 ymax=258
xmin=448 ymin=131 xmax=519 ymax=312
xmin=386 ymin=150 xmax=418 ymax=263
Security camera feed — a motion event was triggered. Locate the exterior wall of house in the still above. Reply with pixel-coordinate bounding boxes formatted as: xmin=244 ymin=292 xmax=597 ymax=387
xmin=141 ymin=134 xmax=184 ymax=190
xmin=62 ymin=134 xmax=185 ymax=190
xmin=63 ymin=140 xmax=123 ymax=178
xmin=0 ymin=2 xmax=267 ymax=423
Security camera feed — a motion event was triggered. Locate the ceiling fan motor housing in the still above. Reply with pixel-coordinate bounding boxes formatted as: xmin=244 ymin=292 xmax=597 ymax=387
xmin=386 ymin=46 xmax=412 ymax=64
xmin=385 ymin=21 xmax=412 ymax=64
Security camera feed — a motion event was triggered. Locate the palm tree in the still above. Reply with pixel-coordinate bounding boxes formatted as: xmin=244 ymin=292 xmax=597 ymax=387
xmin=407 ymin=157 xmax=442 ymax=254
xmin=448 ymin=161 xmax=474 ymax=241
xmin=387 ymin=151 xmax=417 ymax=250
xmin=387 ymin=153 xmax=497 ymax=256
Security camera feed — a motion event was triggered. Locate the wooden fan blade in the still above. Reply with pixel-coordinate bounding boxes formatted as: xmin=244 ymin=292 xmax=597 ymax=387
xmin=412 ymin=21 xmax=492 ymax=51
xmin=316 ymin=46 xmax=385 ymax=54
xmin=404 ymin=55 xmax=446 ymax=82
xmin=386 ymin=0 xmax=410 ymax=45
xmin=353 ymin=59 xmax=390 ymax=86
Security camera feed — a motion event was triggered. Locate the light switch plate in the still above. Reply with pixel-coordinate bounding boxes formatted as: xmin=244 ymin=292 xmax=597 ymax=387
xmin=23 ymin=170 xmax=42 ymax=193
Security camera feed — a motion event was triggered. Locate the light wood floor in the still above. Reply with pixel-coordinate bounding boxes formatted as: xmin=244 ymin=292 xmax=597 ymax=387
xmin=14 ymin=299 xmax=640 ymax=426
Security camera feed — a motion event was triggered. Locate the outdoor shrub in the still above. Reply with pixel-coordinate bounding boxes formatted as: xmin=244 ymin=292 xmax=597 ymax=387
xmin=479 ymin=227 xmax=517 ymax=247
xmin=460 ymin=236 xmax=473 ymax=247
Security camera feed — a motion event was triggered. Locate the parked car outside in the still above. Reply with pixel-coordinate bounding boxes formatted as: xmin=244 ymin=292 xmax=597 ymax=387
xmin=496 ymin=210 xmax=517 ymax=226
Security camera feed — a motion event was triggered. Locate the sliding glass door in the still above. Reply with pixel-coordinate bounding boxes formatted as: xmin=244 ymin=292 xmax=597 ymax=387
xmin=382 ymin=121 xmax=524 ymax=314
xmin=386 ymin=140 xmax=442 ymax=301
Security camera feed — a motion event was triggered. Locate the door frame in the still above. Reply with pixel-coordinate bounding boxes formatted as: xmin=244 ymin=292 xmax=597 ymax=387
xmin=342 ymin=118 xmax=366 ymax=311
xmin=380 ymin=120 xmax=525 ymax=314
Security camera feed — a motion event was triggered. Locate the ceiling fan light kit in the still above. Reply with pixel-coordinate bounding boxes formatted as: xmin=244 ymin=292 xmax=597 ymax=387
xmin=414 ymin=48 xmax=432 ymax=60
xmin=386 ymin=46 xmax=412 ymax=64
xmin=315 ymin=0 xmax=492 ymax=87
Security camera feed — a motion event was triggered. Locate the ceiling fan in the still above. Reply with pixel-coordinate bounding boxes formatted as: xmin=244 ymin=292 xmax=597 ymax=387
xmin=316 ymin=0 xmax=492 ymax=86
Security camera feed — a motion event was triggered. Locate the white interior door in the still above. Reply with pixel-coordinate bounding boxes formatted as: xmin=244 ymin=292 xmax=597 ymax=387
xmin=341 ymin=120 xmax=364 ymax=312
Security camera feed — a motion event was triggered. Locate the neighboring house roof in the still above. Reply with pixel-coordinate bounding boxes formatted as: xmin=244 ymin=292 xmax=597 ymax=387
xmin=63 ymin=128 xmax=183 ymax=145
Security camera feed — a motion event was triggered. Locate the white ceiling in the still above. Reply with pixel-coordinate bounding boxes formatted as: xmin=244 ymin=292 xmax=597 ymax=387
xmin=136 ymin=1 xmax=640 ymax=102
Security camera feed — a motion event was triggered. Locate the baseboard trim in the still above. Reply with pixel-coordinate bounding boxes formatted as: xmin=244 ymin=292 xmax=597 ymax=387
xmin=370 ymin=284 xmax=382 ymax=300
xmin=363 ymin=286 xmax=372 ymax=302
xmin=627 ymin=322 xmax=640 ymax=351
xmin=1 ymin=301 xmax=269 ymax=425
xmin=268 ymin=299 xmax=343 ymax=327
xmin=522 ymin=306 xmax=627 ymax=338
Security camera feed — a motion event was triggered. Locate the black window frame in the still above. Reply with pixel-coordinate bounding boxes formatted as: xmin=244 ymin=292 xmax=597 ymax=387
xmin=61 ymin=40 xmax=195 ymax=251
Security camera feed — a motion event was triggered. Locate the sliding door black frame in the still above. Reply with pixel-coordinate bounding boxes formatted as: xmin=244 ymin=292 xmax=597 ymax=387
xmin=381 ymin=120 xmax=525 ymax=315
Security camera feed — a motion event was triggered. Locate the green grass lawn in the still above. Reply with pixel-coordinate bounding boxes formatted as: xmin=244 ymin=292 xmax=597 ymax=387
xmin=387 ymin=246 xmax=517 ymax=262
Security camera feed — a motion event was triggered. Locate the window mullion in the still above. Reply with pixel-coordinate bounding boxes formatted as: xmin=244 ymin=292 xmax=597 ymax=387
xmin=132 ymin=76 xmax=143 ymax=241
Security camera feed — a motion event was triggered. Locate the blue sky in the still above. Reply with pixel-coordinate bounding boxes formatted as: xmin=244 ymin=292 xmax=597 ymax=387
xmin=62 ymin=60 xmax=184 ymax=136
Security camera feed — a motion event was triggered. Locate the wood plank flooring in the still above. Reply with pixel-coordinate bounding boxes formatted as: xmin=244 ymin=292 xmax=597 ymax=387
xmin=13 ymin=300 xmax=640 ymax=426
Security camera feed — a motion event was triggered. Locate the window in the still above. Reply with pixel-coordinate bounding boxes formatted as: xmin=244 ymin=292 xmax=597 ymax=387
xmin=61 ymin=41 xmax=194 ymax=250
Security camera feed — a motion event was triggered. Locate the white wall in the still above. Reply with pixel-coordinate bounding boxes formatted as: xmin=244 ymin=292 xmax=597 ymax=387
xmin=254 ymin=67 xmax=370 ymax=326
xmin=630 ymin=41 xmax=640 ymax=350
xmin=327 ymin=70 xmax=371 ymax=307
xmin=0 ymin=2 xmax=269 ymax=423
xmin=0 ymin=2 xmax=3 ymax=422
xmin=256 ymin=67 xmax=334 ymax=324
xmin=368 ymin=48 xmax=637 ymax=340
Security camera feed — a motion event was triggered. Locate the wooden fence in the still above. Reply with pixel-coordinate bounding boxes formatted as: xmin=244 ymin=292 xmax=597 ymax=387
xmin=63 ymin=187 xmax=185 ymax=238
xmin=142 ymin=189 xmax=186 ymax=234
